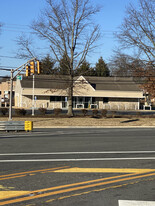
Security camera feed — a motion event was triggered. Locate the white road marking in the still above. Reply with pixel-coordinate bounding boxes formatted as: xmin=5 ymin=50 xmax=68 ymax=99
xmin=0 ymin=157 xmax=155 ymax=162
xmin=0 ymin=151 xmax=155 ymax=156
xmin=119 ymin=200 xmax=155 ymax=206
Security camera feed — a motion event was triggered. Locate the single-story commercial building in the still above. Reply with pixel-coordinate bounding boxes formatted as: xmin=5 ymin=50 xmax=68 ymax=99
xmin=0 ymin=80 xmax=16 ymax=107
xmin=15 ymin=75 xmax=144 ymax=110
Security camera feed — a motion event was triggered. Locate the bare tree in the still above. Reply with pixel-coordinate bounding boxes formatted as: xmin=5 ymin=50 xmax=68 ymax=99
xmin=134 ymin=61 xmax=155 ymax=98
xmin=16 ymin=34 xmax=36 ymax=59
xmin=115 ymin=0 xmax=155 ymax=62
xmin=110 ymin=51 xmax=144 ymax=77
xmin=32 ymin=0 xmax=100 ymax=116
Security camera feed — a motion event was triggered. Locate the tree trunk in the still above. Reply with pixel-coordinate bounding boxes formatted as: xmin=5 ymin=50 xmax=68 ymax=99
xmin=67 ymin=75 xmax=74 ymax=117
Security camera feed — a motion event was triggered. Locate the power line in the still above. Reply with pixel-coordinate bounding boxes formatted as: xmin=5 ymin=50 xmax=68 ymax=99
xmin=0 ymin=66 xmax=17 ymax=68
xmin=4 ymin=23 xmax=29 ymax=27
xmin=0 ymin=55 xmax=22 ymax=59
xmin=0 ymin=68 xmax=12 ymax=71
xmin=4 ymin=23 xmax=117 ymax=33
xmin=1 ymin=24 xmax=116 ymax=37
xmin=2 ymin=29 xmax=34 ymax=34
xmin=1 ymin=28 xmax=115 ymax=38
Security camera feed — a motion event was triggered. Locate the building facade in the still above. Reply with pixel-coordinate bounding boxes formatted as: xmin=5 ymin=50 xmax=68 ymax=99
xmin=15 ymin=75 xmax=144 ymax=110
xmin=0 ymin=80 xmax=16 ymax=107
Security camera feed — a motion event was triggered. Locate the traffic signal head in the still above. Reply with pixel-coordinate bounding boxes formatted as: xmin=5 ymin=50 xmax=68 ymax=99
xmin=26 ymin=65 xmax=30 ymax=76
xmin=30 ymin=61 xmax=35 ymax=74
xmin=37 ymin=60 xmax=41 ymax=74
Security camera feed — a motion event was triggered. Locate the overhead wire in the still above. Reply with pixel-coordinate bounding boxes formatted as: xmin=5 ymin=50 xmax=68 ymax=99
xmin=0 ymin=65 xmax=17 ymax=68
xmin=1 ymin=24 xmax=115 ymax=38
xmin=0 ymin=55 xmax=24 ymax=59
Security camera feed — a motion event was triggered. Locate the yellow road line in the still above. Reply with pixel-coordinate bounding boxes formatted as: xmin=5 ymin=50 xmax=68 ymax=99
xmin=25 ymin=204 xmax=36 ymax=206
xmin=0 ymin=166 xmax=69 ymax=180
xmin=53 ymin=167 xmax=155 ymax=173
xmin=1 ymin=172 xmax=155 ymax=205
xmin=0 ymin=191 xmax=30 ymax=200
xmin=0 ymin=173 xmax=134 ymax=202
xmin=46 ymin=177 xmax=155 ymax=203
xmin=0 ymin=175 xmax=26 ymax=181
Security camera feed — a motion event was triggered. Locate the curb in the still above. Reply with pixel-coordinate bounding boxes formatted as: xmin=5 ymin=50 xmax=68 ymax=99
xmin=34 ymin=126 xmax=155 ymax=129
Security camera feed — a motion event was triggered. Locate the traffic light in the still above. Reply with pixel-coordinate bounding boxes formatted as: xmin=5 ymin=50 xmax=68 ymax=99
xmin=30 ymin=61 xmax=35 ymax=74
xmin=37 ymin=60 xmax=41 ymax=74
xmin=26 ymin=65 xmax=30 ymax=76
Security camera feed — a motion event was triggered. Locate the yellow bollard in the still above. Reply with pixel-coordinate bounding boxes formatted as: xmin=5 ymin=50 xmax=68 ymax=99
xmin=25 ymin=121 xmax=33 ymax=131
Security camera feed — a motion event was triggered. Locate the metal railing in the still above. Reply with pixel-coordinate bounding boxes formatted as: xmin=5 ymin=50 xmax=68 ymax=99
xmin=0 ymin=121 xmax=33 ymax=132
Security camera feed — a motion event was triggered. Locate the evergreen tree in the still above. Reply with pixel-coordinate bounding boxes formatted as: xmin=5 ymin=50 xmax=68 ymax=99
xmin=75 ymin=60 xmax=94 ymax=76
xmin=58 ymin=54 xmax=70 ymax=75
xmin=41 ymin=54 xmax=56 ymax=74
xmin=95 ymin=57 xmax=110 ymax=76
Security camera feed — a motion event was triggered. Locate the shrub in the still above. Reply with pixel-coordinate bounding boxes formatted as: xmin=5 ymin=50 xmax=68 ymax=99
xmin=38 ymin=107 xmax=47 ymax=115
xmin=0 ymin=108 xmax=9 ymax=116
xmin=136 ymin=112 xmax=142 ymax=117
xmin=81 ymin=109 xmax=88 ymax=116
xmin=54 ymin=108 xmax=62 ymax=116
xmin=15 ymin=108 xmax=27 ymax=116
xmin=101 ymin=109 xmax=107 ymax=117
xmin=92 ymin=109 xmax=98 ymax=116
xmin=111 ymin=111 xmax=117 ymax=118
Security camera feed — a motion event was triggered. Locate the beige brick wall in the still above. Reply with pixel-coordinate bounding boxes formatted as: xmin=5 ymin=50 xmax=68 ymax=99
xmin=19 ymin=96 xmax=62 ymax=109
xmin=99 ymin=98 xmax=139 ymax=110
xmin=19 ymin=95 xmax=139 ymax=110
xmin=0 ymin=81 xmax=16 ymax=98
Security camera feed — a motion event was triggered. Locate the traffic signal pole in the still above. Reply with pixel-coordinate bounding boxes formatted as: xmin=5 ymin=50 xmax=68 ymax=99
xmin=9 ymin=70 xmax=13 ymax=121
xmin=8 ymin=57 xmax=37 ymax=121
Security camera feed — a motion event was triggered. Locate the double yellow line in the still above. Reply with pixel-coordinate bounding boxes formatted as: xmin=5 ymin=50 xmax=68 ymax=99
xmin=0 ymin=171 xmax=155 ymax=205
xmin=0 ymin=166 xmax=70 ymax=181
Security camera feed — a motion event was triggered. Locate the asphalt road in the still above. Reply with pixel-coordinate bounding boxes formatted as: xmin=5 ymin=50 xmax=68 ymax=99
xmin=0 ymin=128 xmax=155 ymax=206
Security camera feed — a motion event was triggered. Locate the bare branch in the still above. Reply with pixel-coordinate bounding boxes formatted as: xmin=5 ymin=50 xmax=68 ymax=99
xmin=115 ymin=0 xmax=155 ymax=61
xmin=16 ymin=34 xmax=36 ymax=59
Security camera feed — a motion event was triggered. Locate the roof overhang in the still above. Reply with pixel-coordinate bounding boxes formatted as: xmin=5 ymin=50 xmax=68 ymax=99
xmin=22 ymin=88 xmax=143 ymax=98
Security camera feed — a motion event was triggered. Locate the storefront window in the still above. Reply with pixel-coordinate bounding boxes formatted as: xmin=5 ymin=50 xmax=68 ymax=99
xmin=103 ymin=97 xmax=109 ymax=103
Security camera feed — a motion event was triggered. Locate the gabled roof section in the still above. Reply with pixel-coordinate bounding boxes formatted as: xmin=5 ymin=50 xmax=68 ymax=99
xmin=74 ymin=76 xmax=95 ymax=91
